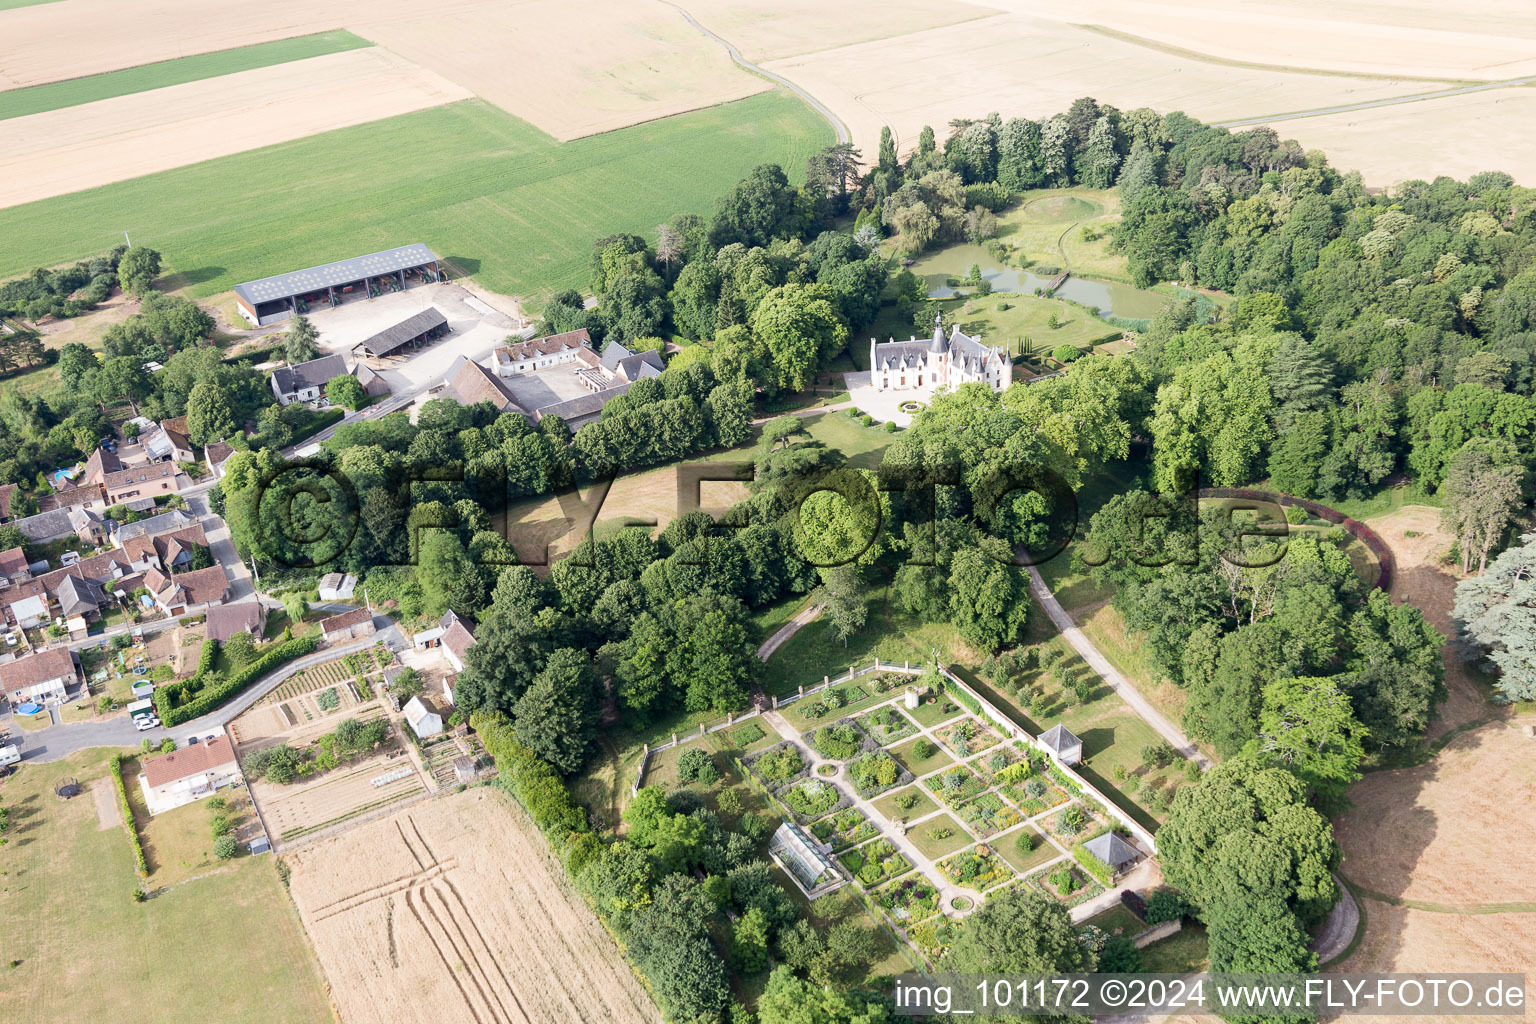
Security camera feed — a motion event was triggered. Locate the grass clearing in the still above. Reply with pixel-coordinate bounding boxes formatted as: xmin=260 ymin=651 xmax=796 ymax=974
xmin=1140 ymin=924 xmax=1210 ymax=974
xmin=995 ymin=826 xmax=1059 ymax=874
xmin=0 ymin=90 xmax=831 ymax=308
xmin=906 ymin=812 xmax=972 ymax=859
xmin=0 ymin=750 xmax=330 ymax=1024
xmin=872 ymin=783 xmax=938 ymax=823
xmin=0 ymin=30 xmax=372 ymax=121
xmin=888 ymin=735 xmax=954 ymax=777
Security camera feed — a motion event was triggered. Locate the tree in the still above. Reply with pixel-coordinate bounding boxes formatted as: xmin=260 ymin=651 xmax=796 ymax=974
xmin=418 ymin=529 xmax=487 ymax=616
xmin=751 ymin=284 xmax=848 ymax=392
xmin=512 ymin=647 xmax=598 ymax=772
xmin=1439 ymin=442 xmax=1525 ymax=574
xmin=118 ymin=246 xmax=162 ymax=295
xmin=213 ymin=835 xmax=237 ymax=859
xmin=325 ymin=373 xmax=368 ymax=411
xmin=1454 ymin=533 xmax=1536 ymax=702
xmin=184 ymin=377 xmax=237 ymax=445
xmin=947 ymin=886 xmax=1093 ymax=974
xmin=711 ymin=164 xmax=800 ymax=248
xmin=283 ymin=315 xmax=321 ymax=363
xmin=1253 ymin=676 xmax=1367 ymax=804
xmin=1157 ymin=757 xmax=1337 ymax=982
xmin=947 ymin=547 xmax=1029 ymax=653
xmin=731 ymin=906 xmax=771 ymax=974
xmin=815 ymin=565 xmax=867 ymax=646
xmin=757 ymin=965 xmax=893 ymax=1024
xmin=1345 ymin=589 xmax=1444 ymax=746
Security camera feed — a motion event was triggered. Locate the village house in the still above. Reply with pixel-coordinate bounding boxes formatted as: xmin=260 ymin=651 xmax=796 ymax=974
xmin=140 ymin=734 xmax=241 ymax=814
xmin=103 ymin=463 xmax=183 ymax=505
xmin=81 ymin=447 xmax=122 ymax=487
xmin=68 ymin=506 xmax=107 ymax=547
xmin=0 ymin=547 xmax=30 ymax=589
xmin=205 ymin=601 xmax=266 ymax=644
xmin=120 ymin=523 xmax=208 ymax=574
xmin=203 ymin=441 xmax=237 ymax=481
xmin=139 ymin=416 xmax=197 ymax=465
xmin=113 ymin=509 xmax=197 ymax=546
xmin=598 ymin=341 xmax=665 ymax=385
xmin=143 ymin=565 xmax=229 ymax=616
xmin=0 ymin=647 xmax=82 ymax=708
xmin=1 ymin=548 xmax=141 ymax=629
xmin=270 ymin=353 xmax=349 ymax=406
xmin=38 ymin=482 xmax=106 ymax=514
xmin=319 ymin=607 xmax=375 ymax=643
xmin=404 ymin=695 xmax=443 ymax=738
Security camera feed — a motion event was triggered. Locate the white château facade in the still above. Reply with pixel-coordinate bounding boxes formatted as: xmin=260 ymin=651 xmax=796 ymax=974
xmin=869 ymin=317 xmax=1009 ymax=393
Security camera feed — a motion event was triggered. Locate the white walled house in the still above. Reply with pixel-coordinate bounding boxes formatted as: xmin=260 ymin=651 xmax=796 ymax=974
xmin=869 ymin=317 xmax=1009 ymax=394
xmin=140 ymin=735 xmax=241 ymax=814
xmin=0 ymin=647 xmax=81 ymax=708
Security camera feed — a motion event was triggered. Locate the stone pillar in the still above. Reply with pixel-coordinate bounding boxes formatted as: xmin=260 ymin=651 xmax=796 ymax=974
xmin=772 ymin=696 xmax=779 ymax=709
xmin=672 ymin=732 xmax=678 ymax=745
xmin=642 ymin=743 xmax=649 ymax=755
xmin=904 ymin=660 xmax=909 ymax=671
xmin=726 ymin=711 xmax=734 ymax=726
xmin=799 ymin=685 xmax=805 ymax=698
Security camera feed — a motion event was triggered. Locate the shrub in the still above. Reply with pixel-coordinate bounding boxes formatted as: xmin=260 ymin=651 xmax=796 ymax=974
xmin=1053 ymin=345 xmax=1081 ymax=363
xmin=213 ymin=836 xmax=238 ymax=860
xmin=1285 ymin=504 xmax=1307 ymax=525
xmin=1112 ymin=764 xmax=1127 ymax=782
xmin=912 ymin=739 xmax=935 ymax=760
xmin=1123 ymin=774 xmax=1140 ymax=794
xmin=108 ymin=755 xmax=147 ymax=878
xmin=1054 ymin=805 xmax=1087 ymax=836
xmin=1025 ymin=778 xmax=1046 ymax=798
xmin=895 ymin=790 xmax=918 ymax=810
xmin=156 ymin=636 xmax=319 ymax=726
xmin=1183 ymin=760 xmax=1202 ymax=782
xmin=209 ymin=813 xmax=232 ymax=838
xmin=717 ymin=788 xmax=744 ymax=818
xmin=1121 ymin=888 xmax=1148 ymax=921
xmin=1100 ymin=935 xmax=1143 ymax=973
xmin=1073 ymin=843 xmax=1113 ymax=885
xmin=677 ymin=748 xmax=720 ymax=786
xmin=1145 ymin=887 xmax=1189 ymax=924
xmin=926 ymin=826 xmax=953 ymax=841
xmin=1014 ymin=829 xmax=1036 ymax=854
xmin=1141 ymin=740 xmax=1177 ymax=769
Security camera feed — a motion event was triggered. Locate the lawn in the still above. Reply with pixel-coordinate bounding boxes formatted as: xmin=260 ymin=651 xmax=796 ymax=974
xmin=0 ymin=750 xmax=331 ymax=1024
xmin=996 ymin=825 xmax=1060 ymax=874
xmin=0 ymin=30 xmax=372 ymax=121
xmin=0 ymin=90 xmax=832 ymax=308
xmin=888 ymin=735 xmax=954 ymax=778
xmin=872 ymin=783 xmax=938 ymax=823
xmin=1082 ymin=903 xmax=1145 ymax=939
xmin=906 ymin=812 xmax=972 ymax=859
xmin=1139 ymin=924 xmax=1210 ymax=974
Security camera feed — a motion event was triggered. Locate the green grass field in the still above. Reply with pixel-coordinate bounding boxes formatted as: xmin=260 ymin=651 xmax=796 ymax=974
xmin=0 ymin=0 xmax=62 ymax=9
xmin=0 ymin=91 xmax=831 ymax=307
xmin=0 ymin=30 xmax=372 ymax=121
xmin=0 ymin=750 xmax=331 ymax=1023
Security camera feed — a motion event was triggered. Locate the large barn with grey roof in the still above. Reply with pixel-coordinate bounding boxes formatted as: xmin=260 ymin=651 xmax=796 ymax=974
xmin=233 ymin=244 xmax=442 ymax=326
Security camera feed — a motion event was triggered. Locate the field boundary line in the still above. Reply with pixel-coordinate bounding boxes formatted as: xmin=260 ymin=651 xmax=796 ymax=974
xmin=1341 ymin=876 xmax=1536 ymax=915
xmin=1075 ymin=23 xmax=1477 ymax=85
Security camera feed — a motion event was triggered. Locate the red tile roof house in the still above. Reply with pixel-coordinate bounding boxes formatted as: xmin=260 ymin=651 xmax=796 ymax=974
xmin=103 ymin=463 xmax=184 ymax=505
xmin=139 ymin=734 xmax=241 ymax=815
xmin=0 ymin=647 xmax=81 ymax=709
xmin=319 ymin=607 xmax=375 ymax=643
xmin=144 ymin=565 xmax=229 ymax=616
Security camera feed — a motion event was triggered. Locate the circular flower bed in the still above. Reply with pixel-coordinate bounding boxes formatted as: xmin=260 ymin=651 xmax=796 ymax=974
xmin=898 ymin=400 xmax=926 ymax=414
xmin=950 ymin=896 xmax=973 ymax=911
xmin=816 ymin=763 xmax=839 ymax=777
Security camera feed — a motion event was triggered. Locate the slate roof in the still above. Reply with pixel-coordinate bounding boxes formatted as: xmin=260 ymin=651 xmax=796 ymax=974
xmin=440 ymin=610 xmax=476 ymax=663
xmin=56 ymin=574 xmax=106 ymax=616
xmin=1083 ymin=831 xmax=1140 ymax=869
xmin=1039 ymin=723 xmax=1082 ymax=755
xmin=233 ymin=244 xmax=438 ymax=305
xmin=355 ymin=307 xmax=447 ymax=356
xmin=534 ymin=381 xmax=631 ymax=424
xmin=13 ymin=509 xmax=75 ymax=542
xmin=614 ymin=351 xmax=664 ymax=381
xmin=103 ymin=464 xmax=178 ymax=491
xmin=271 ymin=353 xmax=348 ymax=396
xmin=114 ymin=510 xmax=196 ymax=543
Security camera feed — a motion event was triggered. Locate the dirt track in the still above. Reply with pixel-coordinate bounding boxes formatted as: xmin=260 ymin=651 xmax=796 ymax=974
xmin=286 ymin=788 xmax=659 ymax=1024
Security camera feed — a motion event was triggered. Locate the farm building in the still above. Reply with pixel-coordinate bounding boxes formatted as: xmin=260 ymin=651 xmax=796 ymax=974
xmin=140 ymin=735 xmax=241 ymax=814
xmin=1039 ymin=723 xmax=1083 ymax=765
xmin=446 ymin=356 xmax=524 ymax=413
xmin=404 ymin=696 xmax=443 ymax=738
xmin=0 ymin=647 xmax=81 ymax=708
xmin=319 ymin=607 xmax=375 ymax=642
xmin=441 ymin=611 xmax=476 ymax=672
xmin=352 ymin=307 xmax=449 ymax=359
xmin=490 ymin=328 xmax=598 ymax=377
xmin=205 ymin=600 xmax=266 ymax=643
xmin=233 ymin=244 xmax=443 ymax=327
xmin=270 ymin=353 xmax=349 ymax=406
xmin=114 ymin=509 xmax=196 ymax=545
xmin=599 ymin=340 xmax=665 ymax=383
xmin=317 ymin=572 xmax=357 ymax=602
xmin=354 ymin=363 xmax=391 ymax=398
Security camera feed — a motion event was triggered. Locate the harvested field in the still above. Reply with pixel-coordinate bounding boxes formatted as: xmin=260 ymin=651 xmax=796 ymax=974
xmin=0 ymin=48 xmax=472 ymax=208
xmin=685 ymin=0 xmax=1000 ymax=63
xmin=765 ymin=13 xmax=1433 ymax=158
xmin=254 ymin=750 xmax=426 ymax=845
xmin=286 ymin=788 xmax=660 ymax=1024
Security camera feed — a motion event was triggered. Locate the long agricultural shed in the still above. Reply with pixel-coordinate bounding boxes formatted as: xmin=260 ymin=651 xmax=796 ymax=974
xmin=233 ymin=243 xmax=441 ymax=326
xmin=353 ymin=306 xmax=449 ymax=358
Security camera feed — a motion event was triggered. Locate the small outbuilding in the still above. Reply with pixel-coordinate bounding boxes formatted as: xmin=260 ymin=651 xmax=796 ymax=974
xmin=1082 ymin=832 xmax=1142 ymax=878
xmin=319 ymin=607 xmax=375 ymax=643
xmin=1038 ymin=723 xmax=1083 ymax=765
xmin=317 ymin=572 xmax=357 ymax=602
xmin=404 ymin=696 xmax=443 ymax=738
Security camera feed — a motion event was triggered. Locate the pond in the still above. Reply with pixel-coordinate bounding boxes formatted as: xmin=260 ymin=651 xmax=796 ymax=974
xmin=911 ymin=244 xmax=1169 ymax=319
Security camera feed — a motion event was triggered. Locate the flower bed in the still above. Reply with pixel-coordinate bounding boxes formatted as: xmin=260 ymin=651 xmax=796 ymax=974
xmin=839 ymin=837 xmax=911 ymax=887
xmin=955 ymin=792 xmax=1023 ymax=838
xmin=999 ymin=777 xmax=1071 ymax=816
xmin=874 ymin=876 xmax=940 ymax=922
xmin=1024 ymin=862 xmax=1105 ymax=908
xmin=857 ymin=704 xmax=918 ymax=745
xmin=782 ymin=777 xmax=845 ymax=822
xmin=742 ymin=742 xmax=808 ymax=788
xmin=932 ymin=716 xmax=1000 ymax=759
xmin=808 ymin=717 xmax=871 ymax=761
xmin=1050 ymin=804 xmax=1094 ymax=838
xmin=938 ymin=846 xmax=1013 ymax=891
xmin=908 ymin=917 xmax=963 ymax=963
xmin=846 ymin=749 xmax=912 ymax=798
xmin=974 ymin=743 xmax=1027 ymax=782
xmin=809 ymin=807 xmax=879 ymax=851
xmin=924 ymin=765 xmax=988 ymax=807
xmin=798 ymin=683 xmax=872 ymax=721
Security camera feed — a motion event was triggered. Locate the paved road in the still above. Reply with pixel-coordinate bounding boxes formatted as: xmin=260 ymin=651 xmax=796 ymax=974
xmin=10 ymin=618 xmax=403 ymax=763
xmin=659 ymin=0 xmax=851 ymax=144
xmin=751 ymin=401 xmax=853 ymax=427
xmin=1215 ymin=74 xmax=1536 ymax=128
xmin=1026 ymin=566 xmax=1212 ymax=769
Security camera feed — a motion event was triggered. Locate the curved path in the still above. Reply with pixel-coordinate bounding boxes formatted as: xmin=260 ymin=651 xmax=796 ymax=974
xmin=659 ymin=0 xmax=851 ymax=144
xmin=757 ymin=602 xmax=824 ymax=661
xmin=1025 ymin=566 xmax=1212 ymax=769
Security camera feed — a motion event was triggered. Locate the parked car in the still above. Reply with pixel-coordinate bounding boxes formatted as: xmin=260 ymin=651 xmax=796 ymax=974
xmin=134 ymin=718 xmax=155 ymax=731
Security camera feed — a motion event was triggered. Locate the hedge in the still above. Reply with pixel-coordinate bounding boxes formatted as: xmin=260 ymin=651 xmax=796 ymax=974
xmin=1072 ymin=843 xmax=1113 ymax=885
xmin=943 ymin=678 xmax=982 ymax=717
xmin=156 ymin=635 xmax=319 ymax=726
xmin=109 ymin=755 xmax=148 ymax=878
xmin=472 ymin=712 xmax=590 ymax=843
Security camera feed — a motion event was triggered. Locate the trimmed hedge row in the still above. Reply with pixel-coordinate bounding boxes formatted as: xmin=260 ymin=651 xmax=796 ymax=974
xmin=1073 ymin=843 xmax=1113 ymax=886
xmin=109 ymin=754 xmax=148 ymax=878
xmin=156 ymin=635 xmax=318 ymax=726
xmin=943 ymin=678 xmax=982 ymax=717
